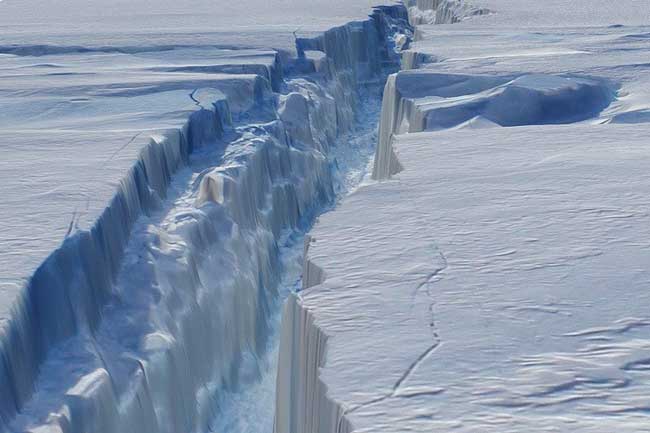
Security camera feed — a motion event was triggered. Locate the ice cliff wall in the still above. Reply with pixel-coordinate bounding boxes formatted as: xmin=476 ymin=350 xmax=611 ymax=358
xmin=273 ymin=1 xmax=504 ymax=431
xmin=1 ymin=104 xmax=230 ymax=432
xmin=372 ymin=0 xmax=492 ymax=180
xmin=0 ymin=5 xmax=409 ymax=433
xmin=271 ymin=5 xmax=416 ymax=433
xmin=404 ymin=0 xmax=491 ymax=26
xmin=372 ymin=70 xmax=615 ymax=179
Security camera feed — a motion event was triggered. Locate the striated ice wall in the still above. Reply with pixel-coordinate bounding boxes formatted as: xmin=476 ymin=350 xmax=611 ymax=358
xmin=273 ymin=4 xmax=493 ymax=430
xmin=274 ymin=293 xmax=354 ymax=433
xmin=273 ymin=235 xmax=349 ymax=433
xmin=0 ymin=101 xmax=230 ymax=433
xmin=371 ymin=0 xmax=494 ymax=181
xmin=403 ymin=0 xmax=491 ymax=26
xmin=371 ymin=73 xmax=405 ymax=180
xmin=271 ymin=7 xmax=414 ymax=433
xmin=0 ymin=4 xmax=410 ymax=433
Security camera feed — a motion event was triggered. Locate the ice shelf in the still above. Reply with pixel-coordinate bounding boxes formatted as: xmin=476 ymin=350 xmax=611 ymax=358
xmin=275 ymin=0 xmax=650 ymax=432
xmin=283 ymin=124 xmax=650 ymax=432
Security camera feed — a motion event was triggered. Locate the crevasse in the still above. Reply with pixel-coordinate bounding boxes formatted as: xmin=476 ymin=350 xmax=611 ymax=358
xmin=273 ymin=1 xmax=494 ymax=431
xmin=274 ymin=2 xmax=622 ymax=432
xmin=0 ymin=5 xmax=411 ymax=433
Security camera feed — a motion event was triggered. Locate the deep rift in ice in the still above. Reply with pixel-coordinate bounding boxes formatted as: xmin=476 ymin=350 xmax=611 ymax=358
xmin=0 ymin=5 xmax=411 ymax=433
xmin=207 ymin=86 xmax=383 ymax=433
xmin=275 ymin=1 xmax=650 ymax=432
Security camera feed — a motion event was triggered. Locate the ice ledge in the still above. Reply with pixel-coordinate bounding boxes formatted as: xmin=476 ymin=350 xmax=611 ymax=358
xmin=371 ymin=70 xmax=616 ymax=180
xmin=279 ymin=124 xmax=650 ymax=432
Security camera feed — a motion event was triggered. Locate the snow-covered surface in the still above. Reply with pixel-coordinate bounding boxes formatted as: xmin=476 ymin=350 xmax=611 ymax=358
xmin=293 ymin=124 xmax=650 ymax=432
xmin=0 ymin=2 xmax=410 ymax=431
xmin=0 ymin=0 xmax=395 ymax=52
xmin=276 ymin=1 xmax=650 ymax=432
xmin=444 ymin=0 xmax=650 ymax=28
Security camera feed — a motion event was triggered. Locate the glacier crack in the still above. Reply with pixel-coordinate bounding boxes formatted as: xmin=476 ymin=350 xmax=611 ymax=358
xmin=0 ymin=4 xmax=414 ymax=433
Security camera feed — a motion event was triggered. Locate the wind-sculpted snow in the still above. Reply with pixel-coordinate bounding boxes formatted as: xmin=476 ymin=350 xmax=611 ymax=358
xmin=0 ymin=5 xmax=411 ymax=432
xmin=276 ymin=1 xmax=650 ymax=432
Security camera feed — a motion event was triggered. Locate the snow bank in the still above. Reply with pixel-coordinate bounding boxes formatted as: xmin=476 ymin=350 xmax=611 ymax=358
xmin=0 ymin=5 xmax=411 ymax=432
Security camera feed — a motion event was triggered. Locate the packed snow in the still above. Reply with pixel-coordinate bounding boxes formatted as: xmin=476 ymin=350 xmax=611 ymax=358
xmin=276 ymin=1 xmax=650 ymax=432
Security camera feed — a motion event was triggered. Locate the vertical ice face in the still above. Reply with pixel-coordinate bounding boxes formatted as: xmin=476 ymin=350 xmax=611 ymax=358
xmin=0 ymin=103 xmax=226 ymax=432
xmin=403 ymin=0 xmax=491 ymax=26
xmin=372 ymin=74 xmax=404 ymax=180
xmin=370 ymin=0 xmax=485 ymax=181
xmin=274 ymin=294 xmax=353 ymax=433
xmin=370 ymin=70 xmax=614 ymax=180
xmin=271 ymin=7 xmax=416 ymax=433
xmin=0 ymin=5 xmax=411 ymax=433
